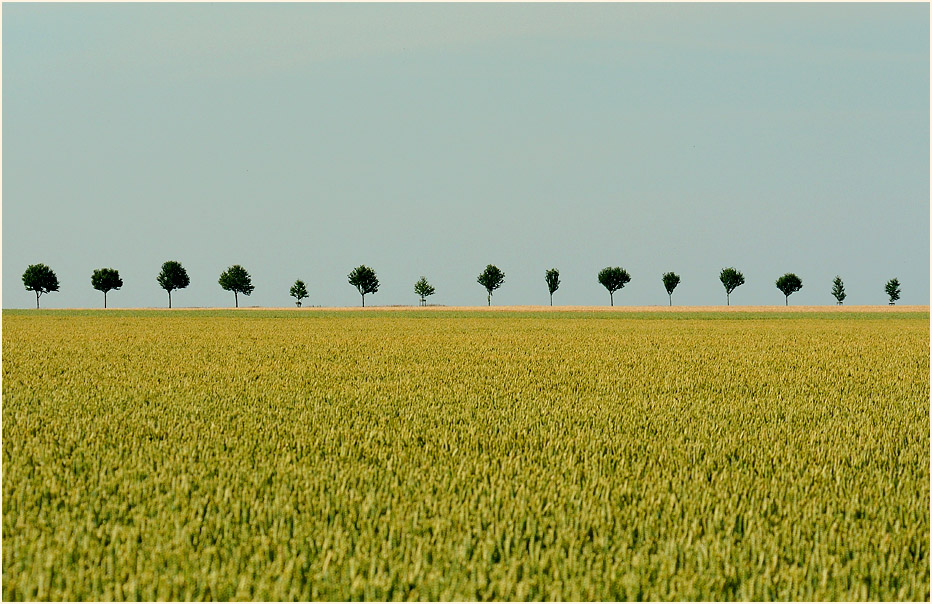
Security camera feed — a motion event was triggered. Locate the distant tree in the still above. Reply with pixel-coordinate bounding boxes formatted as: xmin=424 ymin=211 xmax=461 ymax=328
xmin=545 ymin=268 xmax=560 ymax=306
xmin=477 ymin=265 xmax=505 ymax=306
xmin=414 ymin=276 xmax=435 ymax=306
xmin=348 ymin=265 xmax=379 ymax=307
xmin=157 ymin=260 xmax=190 ymax=309
xmin=662 ymin=272 xmax=680 ymax=306
xmin=290 ymin=279 xmax=308 ymax=307
xmin=91 ymin=268 xmax=123 ymax=309
xmin=775 ymin=273 xmax=803 ymax=306
xmin=597 ymin=266 xmax=631 ymax=306
xmin=885 ymin=278 xmax=901 ymax=305
xmin=218 ymin=265 xmax=254 ymax=308
xmin=831 ymin=276 xmax=846 ymax=305
xmin=22 ymin=263 xmax=60 ymax=309
xmin=719 ymin=267 xmax=745 ymax=306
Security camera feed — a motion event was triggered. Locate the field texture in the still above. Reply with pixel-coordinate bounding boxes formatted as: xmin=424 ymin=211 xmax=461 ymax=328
xmin=3 ymin=310 xmax=929 ymax=600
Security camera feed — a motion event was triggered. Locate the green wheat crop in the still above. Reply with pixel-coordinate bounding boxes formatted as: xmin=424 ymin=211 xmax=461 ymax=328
xmin=3 ymin=310 xmax=928 ymax=600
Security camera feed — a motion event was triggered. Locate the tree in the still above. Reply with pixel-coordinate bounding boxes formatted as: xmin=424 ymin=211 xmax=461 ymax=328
xmin=414 ymin=276 xmax=435 ymax=306
xmin=218 ymin=265 xmax=254 ymax=308
xmin=831 ymin=276 xmax=846 ymax=305
xmin=597 ymin=266 xmax=631 ymax=306
xmin=545 ymin=269 xmax=560 ymax=306
xmin=775 ymin=273 xmax=803 ymax=306
xmin=662 ymin=272 xmax=680 ymax=306
xmin=22 ymin=264 xmax=59 ymax=309
xmin=477 ymin=265 xmax=505 ymax=306
xmin=719 ymin=267 xmax=745 ymax=306
xmin=91 ymin=268 xmax=123 ymax=309
xmin=348 ymin=265 xmax=379 ymax=307
xmin=290 ymin=280 xmax=308 ymax=307
xmin=157 ymin=260 xmax=190 ymax=308
xmin=885 ymin=278 xmax=901 ymax=305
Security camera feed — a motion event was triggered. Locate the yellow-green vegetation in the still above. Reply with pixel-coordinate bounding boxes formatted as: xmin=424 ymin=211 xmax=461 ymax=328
xmin=3 ymin=310 xmax=929 ymax=600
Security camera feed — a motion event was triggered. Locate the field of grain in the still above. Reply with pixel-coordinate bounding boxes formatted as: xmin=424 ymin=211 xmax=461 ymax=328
xmin=2 ymin=309 xmax=929 ymax=600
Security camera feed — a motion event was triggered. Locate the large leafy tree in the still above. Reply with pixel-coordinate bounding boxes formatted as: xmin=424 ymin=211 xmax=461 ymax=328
xmin=597 ymin=266 xmax=630 ymax=306
xmin=477 ymin=265 xmax=505 ymax=306
xmin=414 ymin=276 xmax=435 ymax=306
xmin=545 ymin=269 xmax=560 ymax=306
xmin=91 ymin=268 xmax=123 ymax=308
xmin=775 ymin=273 xmax=803 ymax=306
xmin=290 ymin=280 xmax=308 ymax=307
xmin=662 ymin=272 xmax=680 ymax=306
xmin=719 ymin=267 xmax=745 ymax=306
xmin=831 ymin=276 xmax=846 ymax=305
xmin=348 ymin=265 xmax=379 ymax=307
xmin=157 ymin=260 xmax=190 ymax=308
xmin=885 ymin=278 xmax=901 ymax=305
xmin=218 ymin=265 xmax=254 ymax=308
xmin=22 ymin=263 xmax=60 ymax=308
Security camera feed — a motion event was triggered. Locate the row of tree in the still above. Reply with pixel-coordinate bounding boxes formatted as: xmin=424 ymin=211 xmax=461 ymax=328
xmin=21 ymin=262 xmax=904 ymax=308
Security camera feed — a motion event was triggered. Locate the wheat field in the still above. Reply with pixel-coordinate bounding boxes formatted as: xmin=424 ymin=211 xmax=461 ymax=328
xmin=2 ymin=309 xmax=928 ymax=600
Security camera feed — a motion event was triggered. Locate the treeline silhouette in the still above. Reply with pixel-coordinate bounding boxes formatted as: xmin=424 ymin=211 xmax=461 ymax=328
xmin=20 ymin=261 xmax=903 ymax=309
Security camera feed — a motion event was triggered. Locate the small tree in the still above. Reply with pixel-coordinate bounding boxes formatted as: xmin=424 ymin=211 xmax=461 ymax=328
xmin=662 ymin=272 xmax=680 ymax=306
xmin=597 ymin=266 xmax=631 ymax=306
xmin=218 ymin=265 xmax=254 ymax=308
xmin=414 ymin=276 xmax=435 ymax=306
xmin=22 ymin=263 xmax=60 ymax=308
xmin=719 ymin=267 xmax=745 ymax=306
xmin=885 ymin=278 xmax=901 ymax=305
xmin=290 ymin=280 xmax=308 ymax=307
xmin=477 ymin=265 xmax=505 ymax=306
xmin=348 ymin=265 xmax=379 ymax=307
xmin=545 ymin=268 xmax=560 ymax=306
xmin=157 ymin=260 xmax=190 ymax=308
xmin=775 ymin=273 xmax=803 ymax=306
xmin=91 ymin=268 xmax=123 ymax=309
xmin=831 ymin=276 xmax=846 ymax=305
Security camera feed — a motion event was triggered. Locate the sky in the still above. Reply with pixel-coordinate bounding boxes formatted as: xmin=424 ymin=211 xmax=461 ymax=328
xmin=3 ymin=3 xmax=929 ymax=308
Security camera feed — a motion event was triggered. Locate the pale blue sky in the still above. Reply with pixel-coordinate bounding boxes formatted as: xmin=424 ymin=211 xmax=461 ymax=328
xmin=3 ymin=3 xmax=928 ymax=308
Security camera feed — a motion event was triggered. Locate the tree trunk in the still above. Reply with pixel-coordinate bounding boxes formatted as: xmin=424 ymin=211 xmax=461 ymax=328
xmin=785 ymin=295 xmax=788 ymax=306
xmin=610 ymin=292 xmax=614 ymax=307
xmin=362 ymin=293 xmax=365 ymax=308
xmin=550 ymin=293 xmax=553 ymax=306
xmin=168 ymin=291 xmax=172 ymax=309
xmin=104 ymin=291 xmax=108 ymax=309
xmin=235 ymin=292 xmax=239 ymax=308
xmin=487 ymin=293 xmax=491 ymax=306
xmin=727 ymin=292 xmax=730 ymax=306
xmin=669 ymin=293 xmax=672 ymax=306
xmin=36 ymin=291 xmax=40 ymax=309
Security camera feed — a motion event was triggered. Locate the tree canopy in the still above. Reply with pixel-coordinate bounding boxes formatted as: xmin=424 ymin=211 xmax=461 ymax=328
xmin=218 ymin=265 xmax=255 ymax=308
xmin=91 ymin=268 xmax=123 ymax=308
xmin=348 ymin=265 xmax=379 ymax=307
xmin=477 ymin=265 xmax=505 ymax=306
xmin=719 ymin=267 xmax=745 ymax=305
xmin=545 ymin=269 xmax=560 ymax=306
xmin=597 ymin=266 xmax=631 ymax=306
xmin=885 ymin=278 xmax=901 ymax=305
xmin=22 ymin=263 xmax=60 ymax=308
xmin=662 ymin=272 xmax=680 ymax=306
xmin=290 ymin=280 xmax=308 ymax=307
xmin=157 ymin=261 xmax=190 ymax=308
xmin=414 ymin=277 xmax=436 ymax=306
xmin=832 ymin=276 xmax=846 ymax=305
xmin=775 ymin=273 xmax=803 ymax=305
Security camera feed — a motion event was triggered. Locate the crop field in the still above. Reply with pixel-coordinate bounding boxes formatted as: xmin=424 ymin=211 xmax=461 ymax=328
xmin=2 ymin=309 xmax=929 ymax=600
